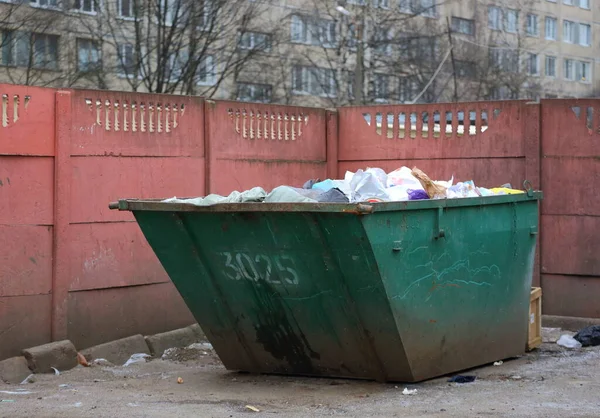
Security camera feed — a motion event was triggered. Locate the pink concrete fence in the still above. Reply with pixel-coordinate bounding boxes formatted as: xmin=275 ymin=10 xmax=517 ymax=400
xmin=0 ymin=84 xmax=597 ymax=360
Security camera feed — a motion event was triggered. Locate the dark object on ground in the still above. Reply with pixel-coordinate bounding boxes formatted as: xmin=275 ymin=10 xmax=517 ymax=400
xmin=317 ymin=188 xmax=349 ymax=203
xmin=573 ymin=325 xmax=600 ymax=347
xmin=303 ymin=179 xmax=321 ymax=189
xmin=448 ymin=375 xmax=476 ymax=384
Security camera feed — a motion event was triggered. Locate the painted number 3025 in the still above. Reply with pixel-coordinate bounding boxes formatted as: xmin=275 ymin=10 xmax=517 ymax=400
xmin=218 ymin=252 xmax=299 ymax=286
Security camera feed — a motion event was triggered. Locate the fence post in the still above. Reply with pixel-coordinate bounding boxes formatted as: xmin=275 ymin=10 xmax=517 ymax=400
xmin=52 ymin=90 xmax=72 ymax=341
xmin=326 ymin=109 xmax=339 ymax=179
xmin=523 ymin=102 xmax=542 ymax=288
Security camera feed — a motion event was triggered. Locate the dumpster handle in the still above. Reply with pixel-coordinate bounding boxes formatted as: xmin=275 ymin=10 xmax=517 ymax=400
xmin=523 ymin=180 xmax=534 ymax=197
xmin=108 ymin=201 xmax=120 ymax=210
xmin=435 ymin=207 xmax=446 ymax=240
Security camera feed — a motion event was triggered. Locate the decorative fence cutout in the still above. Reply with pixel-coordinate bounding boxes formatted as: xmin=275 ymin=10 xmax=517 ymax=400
xmin=227 ymin=108 xmax=309 ymax=141
xmin=1 ymin=94 xmax=31 ymax=128
xmin=361 ymin=108 xmax=503 ymax=138
xmin=85 ymin=98 xmax=186 ymax=133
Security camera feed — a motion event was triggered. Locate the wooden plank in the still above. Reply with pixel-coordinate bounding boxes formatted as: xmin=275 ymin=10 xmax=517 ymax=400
xmin=528 ymin=287 xmax=542 ymax=351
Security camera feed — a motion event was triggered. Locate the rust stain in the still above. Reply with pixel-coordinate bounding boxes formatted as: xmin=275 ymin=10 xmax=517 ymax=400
xmin=429 ymin=319 xmax=437 ymax=323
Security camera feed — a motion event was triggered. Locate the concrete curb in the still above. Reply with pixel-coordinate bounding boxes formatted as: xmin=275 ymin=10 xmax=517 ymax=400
xmin=81 ymin=334 xmax=150 ymax=366
xmin=22 ymin=340 xmax=78 ymax=374
xmin=0 ymin=356 xmax=31 ymax=384
xmin=1 ymin=324 xmax=206 ymax=382
xmin=145 ymin=327 xmax=200 ymax=357
xmin=543 ymin=315 xmax=600 ymax=332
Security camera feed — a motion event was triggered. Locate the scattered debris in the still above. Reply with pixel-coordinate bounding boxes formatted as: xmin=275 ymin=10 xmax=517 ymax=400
xmin=494 ymin=361 xmax=503 ymax=366
xmin=448 ymin=375 xmax=477 ymax=384
xmin=93 ymin=358 xmax=112 ymax=367
xmin=20 ymin=375 xmax=36 ymax=385
xmin=177 ymin=377 xmax=184 ymax=384
xmin=51 ymin=367 xmax=60 ymax=376
xmin=187 ymin=342 xmax=213 ymax=350
xmin=0 ymin=400 xmax=15 ymax=403
xmin=511 ymin=376 xmax=523 ymax=381
xmin=0 ymin=390 xmax=33 ymax=395
xmin=245 ymin=405 xmax=260 ymax=412
xmin=77 ymin=353 xmax=90 ymax=367
xmin=123 ymin=353 xmax=151 ymax=367
xmin=573 ymin=325 xmax=600 ymax=347
xmin=73 ymin=402 xmax=82 ymax=408
xmin=402 ymin=388 xmax=417 ymax=395
xmin=59 ymin=384 xmax=72 ymax=389
xmin=557 ymin=335 xmax=582 ymax=349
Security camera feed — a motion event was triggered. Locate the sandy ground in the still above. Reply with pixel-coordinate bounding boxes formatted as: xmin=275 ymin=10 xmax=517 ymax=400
xmin=1 ymin=329 xmax=599 ymax=418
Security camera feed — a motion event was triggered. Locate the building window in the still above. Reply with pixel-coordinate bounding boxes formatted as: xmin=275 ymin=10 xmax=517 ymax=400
xmin=455 ymin=60 xmax=476 ymax=78
xmin=398 ymin=77 xmax=418 ymax=102
xmin=564 ymin=58 xmax=574 ymax=80
xmin=577 ymin=61 xmax=591 ymax=82
xmin=117 ymin=43 xmax=138 ymax=77
xmin=291 ymin=15 xmax=336 ymax=48
xmin=579 ymin=0 xmax=590 ymax=9
xmin=373 ymin=74 xmax=393 ymax=101
xmin=488 ymin=6 xmax=502 ymax=30
xmin=238 ymin=32 xmax=271 ymax=51
xmin=490 ymin=48 xmax=518 ymax=73
xmin=0 ymin=31 xmax=46 ymax=67
xmin=563 ymin=20 xmax=576 ymax=43
xmin=526 ymin=14 xmax=538 ymax=36
xmin=77 ymin=38 xmax=101 ymax=72
xmin=373 ymin=27 xmax=392 ymax=54
xmin=237 ymin=83 xmax=272 ymax=103
xmin=451 ymin=17 xmax=475 ymax=35
xmin=196 ymin=55 xmax=216 ymax=85
xmin=347 ymin=0 xmax=367 ymax=4
xmin=399 ymin=0 xmax=436 ymax=17
xmin=399 ymin=35 xmax=437 ymax=61
xmin=72 ymin=0 xmax=96 ymax=13
xmin=579 ymin=24 xmax=591 ymax=46
xmin=545 ymin=55 xmax=556 ymax=77
xmin=527 ymin=53 xmax=539 ymax=75
xmin=373 ymin=0 xmax=389 ymax=8
xmin=563 ymin=0 xmax=573 ymax=4
xmin=118 ymin=0 xmax=135 ymax=18
xmin=506 ymin=9 xmax=518 ymax=33
xmin=292 ymin=66 xmax=336 ymax=97
xmin=30 ymin=0 xmax=60 ymax=9
xmin=545 ymin=17 xmax=556 ymax=40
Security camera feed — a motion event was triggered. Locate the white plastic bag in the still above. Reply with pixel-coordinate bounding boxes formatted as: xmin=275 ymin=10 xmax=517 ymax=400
xmin=556 ymin=335 xmax=582 ymax=349
xmin=386 ymin=167 xmax=423 ymax=189
xmin=349 ymin=170 xmax=389 ymax=202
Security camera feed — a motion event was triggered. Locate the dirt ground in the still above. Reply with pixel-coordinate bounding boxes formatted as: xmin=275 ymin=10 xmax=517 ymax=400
xmin=1 ymin=329 xmax=599 ymax=418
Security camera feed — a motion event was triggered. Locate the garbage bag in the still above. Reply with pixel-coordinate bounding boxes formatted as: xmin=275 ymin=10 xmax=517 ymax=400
xmin=349 ymin=169 xmax=389 ymax=202
xmin=447 ymin=181 xmax=480 ymax=199
xmin=317 ymin=188 xmax=349 ymax=203
xmin=387 ymin=166 xmax=423 ymax=189
xmin=411 ymin=167 xmax=447 ymax=199
xmin=265 ymin=186 xmax=319 ymax=203
xmin=573 ymin=325 xmax=600 ymax=347
xmin=303 ymin=179 xmax=321 ymax=189
xmin=312 ymin=179 xmax=336 ymax=192
xmin=163 ymin=187 xmax=267 ymax=206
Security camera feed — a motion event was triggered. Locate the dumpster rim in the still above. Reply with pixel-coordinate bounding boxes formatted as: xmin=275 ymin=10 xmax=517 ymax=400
xmin=110 ymin=192 xmax=542 ymax=213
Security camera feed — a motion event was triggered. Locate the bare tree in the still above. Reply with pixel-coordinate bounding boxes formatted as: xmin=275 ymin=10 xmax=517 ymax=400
xmin=449 ymin=0 xmax=548 ymax=101
xmin=72 ymin=0 xmax=273 ymax=96
xmin=0 ymin=2 xmax=72 ymax=87
xmin=269 ymin=0 xmax=450 ymax=108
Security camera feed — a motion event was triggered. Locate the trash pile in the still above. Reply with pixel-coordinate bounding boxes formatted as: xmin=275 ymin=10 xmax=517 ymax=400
xmin=164 ymin=166 xmax=524 ymax=206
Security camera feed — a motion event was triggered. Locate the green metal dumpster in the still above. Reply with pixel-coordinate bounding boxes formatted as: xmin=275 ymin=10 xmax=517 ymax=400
xmin=111 ymin=192 xmax=541 ymax=382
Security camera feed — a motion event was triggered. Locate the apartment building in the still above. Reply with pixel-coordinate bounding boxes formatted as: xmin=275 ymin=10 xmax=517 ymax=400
xmin=0 ymin=0 xmax=598 ymax=105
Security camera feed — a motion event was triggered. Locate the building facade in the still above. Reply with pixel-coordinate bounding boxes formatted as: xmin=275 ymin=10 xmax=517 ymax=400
xmin=0 ymin=0 xmax=598 ymax=106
